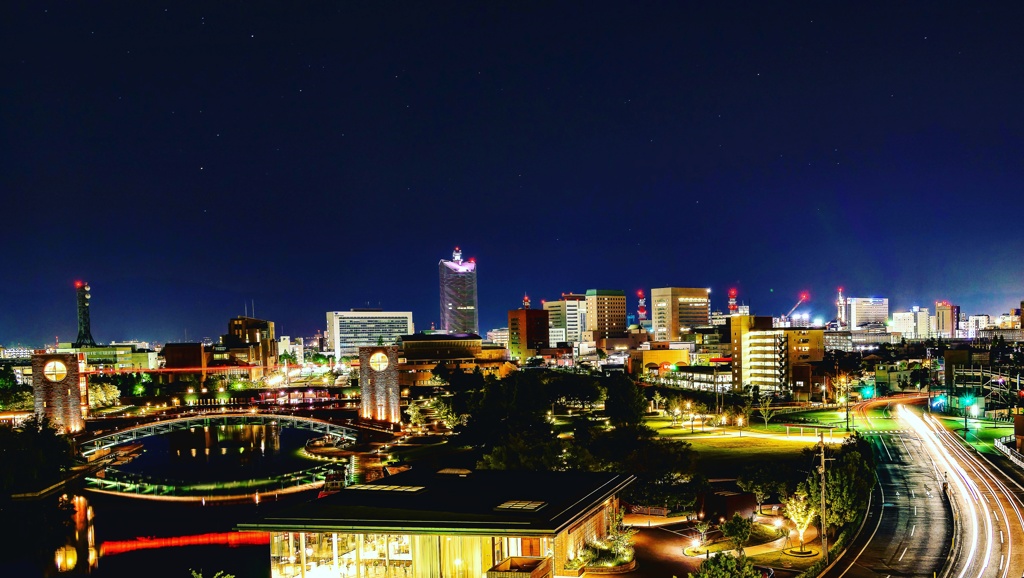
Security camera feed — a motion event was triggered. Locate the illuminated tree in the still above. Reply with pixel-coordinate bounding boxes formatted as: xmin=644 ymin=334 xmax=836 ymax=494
xmin=783 ymin=489 xmax=816 ymax=553
xmin=758 ymin=396 xmax=776 ymax=429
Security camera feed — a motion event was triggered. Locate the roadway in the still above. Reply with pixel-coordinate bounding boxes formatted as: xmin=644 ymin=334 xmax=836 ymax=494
xmin=824 ymin=401 xmax=951 ymax=577
xmin=827 ymin=398 xmax=1024 ymax=578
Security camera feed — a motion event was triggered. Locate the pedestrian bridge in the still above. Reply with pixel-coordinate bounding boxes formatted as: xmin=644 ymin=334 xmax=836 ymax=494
xmin=80 ymin=412 xmax=358 ymax=458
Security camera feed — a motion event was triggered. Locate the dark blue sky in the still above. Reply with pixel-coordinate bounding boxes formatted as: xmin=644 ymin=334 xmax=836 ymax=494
xmin=3 ymin=2 xmax=1023 ymax=346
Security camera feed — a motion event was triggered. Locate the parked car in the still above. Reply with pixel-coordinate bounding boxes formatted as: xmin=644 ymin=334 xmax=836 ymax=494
xmin=753 ymin=566 xmax=775 ymax=578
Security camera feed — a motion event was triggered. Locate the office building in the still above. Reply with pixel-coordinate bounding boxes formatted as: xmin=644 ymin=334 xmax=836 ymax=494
xmin=543 ymin=293 xmax=587 ymax=343
xmin=846 ymin=297 xmax=889 ymax=329
xmin=326 ymin=310 xmax=414 ymax=359
xmin=583 ymin=289 xmax=627 ymax=341
xmin=439 ymin=247 xmax=479 ymax=335
xmin=241 ymin=468 xmax=635 ymax=578
xmin=891 ymin=306 xmax=930 ymax=339
xmin=508 ymin=301 xmax=549 ymax=362
xmin=935 ymin=301 xmax=960 ymax=339
xmin=223 ymin=316 xmax=278 ymax=369
xmin=651 ymin=287 xmax=711 ymax=341
xmin=485 ymin=327 xmax=509 ymax=348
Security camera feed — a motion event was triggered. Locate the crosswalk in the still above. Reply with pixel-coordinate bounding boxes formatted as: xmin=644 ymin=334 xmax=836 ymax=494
xmin=861 ymin=429 xmax=910 ymax=434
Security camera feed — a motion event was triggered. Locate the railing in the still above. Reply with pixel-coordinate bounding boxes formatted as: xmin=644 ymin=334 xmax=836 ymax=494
xmin=80 ymin=413 xmax=357 ymax=457
xmin=84 ymin=462 xmax=344 ymax=497
xmin=994 ymin=435 xmax=1024 ymax=469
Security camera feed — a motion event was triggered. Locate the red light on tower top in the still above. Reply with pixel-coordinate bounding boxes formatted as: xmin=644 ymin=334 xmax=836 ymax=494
xmin=74 ymin=280 xmax=83 ymax=288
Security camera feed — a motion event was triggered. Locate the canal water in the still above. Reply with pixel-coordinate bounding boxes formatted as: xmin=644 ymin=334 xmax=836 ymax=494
xmin=2 ymin=424 xmax=329 ymax=577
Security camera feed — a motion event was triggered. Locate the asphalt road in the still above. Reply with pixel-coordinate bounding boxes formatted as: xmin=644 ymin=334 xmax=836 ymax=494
xmin=824 ymin=424 xmax=952 ymax=577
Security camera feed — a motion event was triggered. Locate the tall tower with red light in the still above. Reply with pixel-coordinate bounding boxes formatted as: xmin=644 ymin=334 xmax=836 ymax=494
xmin=728 ymin=288 xmax=738 ymax=314
xmin=636 ymin=290 xmax=647 ymax=321
xmin=73 ymin=281 xmax=97 ymax=347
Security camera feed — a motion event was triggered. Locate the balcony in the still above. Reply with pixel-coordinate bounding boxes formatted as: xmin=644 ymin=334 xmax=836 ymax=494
xmin=486 ymin=556 xmax=552 ymax=578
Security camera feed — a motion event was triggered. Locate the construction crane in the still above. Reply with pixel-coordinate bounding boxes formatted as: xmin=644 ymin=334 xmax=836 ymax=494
xmin=786 ymin=292 xmax=810 ymax=319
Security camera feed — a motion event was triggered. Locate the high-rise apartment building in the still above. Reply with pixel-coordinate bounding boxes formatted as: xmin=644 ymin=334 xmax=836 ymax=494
xmin=439 ymin=247 xmax=479 ymax=335
xmin=846 ymin=297 xmax=889 ymax=329
xmin=543 ymin=293 xmax=587 ymax=343
xmin=583 ymin=289 xmax=627 ymax=341
xmin=651 ymin=287 xmax=711 ymax=341
xmin=326 ymin=310 xmax=414 ymax=358
xmin=935 ymin=301 xmax=960 ymax=339
xmin=741 ymin=328 xmax=825 ymax=393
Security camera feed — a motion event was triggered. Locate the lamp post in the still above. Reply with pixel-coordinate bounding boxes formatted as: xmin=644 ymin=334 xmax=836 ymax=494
xmin=961 ymin=394 xmax=975 ymax=440
xmin=737 ymin=416 xmax=744 ymax=437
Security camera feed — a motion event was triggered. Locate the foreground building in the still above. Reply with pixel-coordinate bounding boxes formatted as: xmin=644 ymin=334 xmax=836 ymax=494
xmin=240 ymin=468 xmax=634 ymax=578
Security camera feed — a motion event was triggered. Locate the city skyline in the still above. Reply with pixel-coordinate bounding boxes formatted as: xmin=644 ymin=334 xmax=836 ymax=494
xmin=3 ymin=3 xmax=1023 ymax=345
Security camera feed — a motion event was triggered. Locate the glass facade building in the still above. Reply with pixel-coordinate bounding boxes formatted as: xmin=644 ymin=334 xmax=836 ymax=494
xmin=439 ymin=248 xmax=479 ymax=335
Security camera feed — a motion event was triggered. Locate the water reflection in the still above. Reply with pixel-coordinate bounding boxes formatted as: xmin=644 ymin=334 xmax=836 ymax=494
xmin=53 ymin=494 xmax=97 ymax=574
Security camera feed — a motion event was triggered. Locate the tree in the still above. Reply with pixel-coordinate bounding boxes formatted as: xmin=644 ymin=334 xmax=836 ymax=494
xmin=758 ymin=396 xmax=776 ymax=429
xmin=783 ymin=488 xmax=816 ymax=552
xmin=805 ymin=435 xmax=875 ymax=536
xmin=736 ymin=466 xmax=775 ymax=515
xmin=720 ymin=513 xmax=753 ymax=557
xmin=190 ymin=572 xmax=235 ymax=578
xmin=405 ymin=401 xmax=424 ymax=428
xmin=693 ymin=520 xmax=712 ymax=549
xmin=652 ymin=391 xmax=665 ymax=413
xmin=741 ymin=399 xmax=757 ymax=426
xmin=603 ymin=375 xmax=646 ymax=427
xmin=278 ymin=351 xmax=297 ymax=364
xmin=688 ymin=552 xmax=761 ymax=578
xmin=606 ymin=507 xmax=637 ymax=559
xmin=695 ymin=402 xmax=708 ymax=433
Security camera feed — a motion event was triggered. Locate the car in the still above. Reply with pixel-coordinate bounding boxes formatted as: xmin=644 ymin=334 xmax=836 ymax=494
xmin=753 ymin=566 xmax=775 ymax=578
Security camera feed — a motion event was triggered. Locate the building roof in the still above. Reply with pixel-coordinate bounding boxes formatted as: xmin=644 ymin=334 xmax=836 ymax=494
xmin=401 ymin=332 xmax=482 ymax=342
xmin=585 ymin=289 xmax=625 ymax=297
xmin=239 ymin=469 xmax=634 ymax=536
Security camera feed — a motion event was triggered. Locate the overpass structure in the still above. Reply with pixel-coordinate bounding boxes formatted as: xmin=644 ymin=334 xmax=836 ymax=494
xmin=79 ymin=413 xmax=358 ymax=458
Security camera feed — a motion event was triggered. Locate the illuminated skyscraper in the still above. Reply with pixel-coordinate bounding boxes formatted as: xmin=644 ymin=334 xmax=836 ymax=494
xmin=73 ymin=281 xmax=97 ymax=348
xmin=651 ymin=287 xmax=711 ymax=340
xmin=935 ymin=301 xmax=960 ymax=339
xmin=439 ymin=247 xmax=479 ymax=334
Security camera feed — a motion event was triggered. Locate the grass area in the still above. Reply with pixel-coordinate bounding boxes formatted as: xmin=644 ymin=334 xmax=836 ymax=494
xmin=932 ymin=414 xmax=1013 ymax=454
xmin=690 ymin=523 xmax=785 ymax=555
xmin=686 ymin=436 xmax=817 ymax=478
xmin=747 ymin=544 xmax=821 ymax=572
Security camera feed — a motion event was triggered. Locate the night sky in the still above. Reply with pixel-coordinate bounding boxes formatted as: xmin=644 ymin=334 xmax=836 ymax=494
xmin=3 ymin=3 xmax=1023 ymax=346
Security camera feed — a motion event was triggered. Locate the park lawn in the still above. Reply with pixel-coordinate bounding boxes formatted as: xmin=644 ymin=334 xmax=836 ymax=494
xmin=687 ymin=436 xmax=817 ymax=478
xmin=747 ymin=547 xmax=820 ymax=572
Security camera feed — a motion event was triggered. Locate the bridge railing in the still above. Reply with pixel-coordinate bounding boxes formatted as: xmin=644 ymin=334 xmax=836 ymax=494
xmin=80 ymin=413 xmax=357 ymax=457
xmin=994 ymin=435 xmax=1024 ymax=469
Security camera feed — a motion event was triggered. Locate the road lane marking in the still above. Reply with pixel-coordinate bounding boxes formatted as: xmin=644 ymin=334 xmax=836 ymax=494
xmin=910 ymin=524 xmax=915 ymax=537
xmin=898 ymin=547 xmax=907 ymax=561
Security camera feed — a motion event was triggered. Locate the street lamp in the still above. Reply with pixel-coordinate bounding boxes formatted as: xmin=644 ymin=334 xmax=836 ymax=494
xmin=673 ymin=408 xmax=681 ymax=428
xmin=737 ymin=416 xmax=744 ymax=437
xmin=961 ymin=394 xmax=976 ymax=439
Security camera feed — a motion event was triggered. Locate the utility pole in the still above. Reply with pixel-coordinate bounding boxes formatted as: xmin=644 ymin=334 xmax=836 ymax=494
xmin=819 ymin=431 xmax=828 ymax=565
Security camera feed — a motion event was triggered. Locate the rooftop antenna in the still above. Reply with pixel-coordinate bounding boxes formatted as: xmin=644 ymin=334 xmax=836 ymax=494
xmin=244 ymin=302 xmax=248 ymax=317
xmin=252 ymin=299 xmax=255 ymax=318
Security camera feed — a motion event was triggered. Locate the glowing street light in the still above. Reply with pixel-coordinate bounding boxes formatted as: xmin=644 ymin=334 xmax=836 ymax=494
xmin=737 ymin=416 xmax=744 ymax=437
